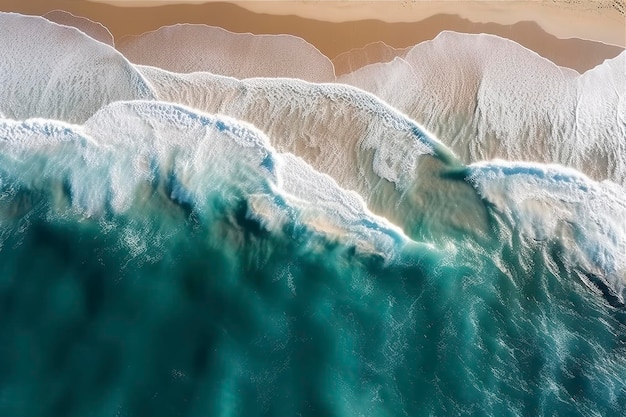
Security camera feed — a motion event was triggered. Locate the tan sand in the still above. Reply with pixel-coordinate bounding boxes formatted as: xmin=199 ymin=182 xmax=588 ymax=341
xmin=44 ymin=10 xmax=115 ymax=46
xmin=91 ymin=0 xmax=626 ymax=47
xmin=333 ymin=42 xmax=410 ymax=77
xmin=1 ymin=1 xmax=623 ymax=74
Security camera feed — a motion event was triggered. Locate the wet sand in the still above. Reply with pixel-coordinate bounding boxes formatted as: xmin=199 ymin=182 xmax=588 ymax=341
xmin=236 ymin=1 xmax=626 ymax=46
xmin=333 ymin=42 xmax=410 ymax=77
xmin=87 ymin=1 xmax=626 ymax=47
xmin=44 ymin=10 xmax=115 ymax=46
xmin=1 ymin=0 xmax=623 ymax=74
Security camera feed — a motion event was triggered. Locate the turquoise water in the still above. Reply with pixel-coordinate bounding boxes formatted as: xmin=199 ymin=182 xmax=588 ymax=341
xmin=0 ymin=121 xmax=624 ymax=416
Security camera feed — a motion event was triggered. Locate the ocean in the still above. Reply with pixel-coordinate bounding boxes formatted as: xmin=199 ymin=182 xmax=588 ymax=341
xmin=0 ymin=12 xmax=625 ymax=417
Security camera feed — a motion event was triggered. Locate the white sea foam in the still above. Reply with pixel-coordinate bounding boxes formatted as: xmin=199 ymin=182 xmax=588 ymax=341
xmin=43 ymin=10 xmax=115 ymax=46
xmin=279 ymin=152 xmax=408 ymax=254
xmin=0 ymin=12 xmax=155 ymax=124
xmin=468 ymin=160 xmax=626 ymax=304
xmin=136 ymin=65 xmax=448 ymax=186
xmin=338 ymin=31 xmax=626 ymax=185
xmin=2 ymin=14 xmax=623 ymax=299
xmin=84 ymin=101 xmax=278 ymax=214
xmin=118 ymin=24 xmax=335 ymax=82
xmin=0 ymin=101 xmax=407 ymax=258
xmin=135 ymin=65 xmax=489 ymax=241
xmin=338 ymin=56 xmax=418 ymax=109
xmin=573 ymin=52 xmax=626 ymax=182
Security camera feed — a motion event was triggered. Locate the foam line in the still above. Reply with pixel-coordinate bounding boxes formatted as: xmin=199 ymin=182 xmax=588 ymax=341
xmin=468 ymin=160 xmax=626 ymax=305
xmin=0 ymin=101 xmax=412 ymax=260
xmin=43 ymin=9 xmax=115 ymax=46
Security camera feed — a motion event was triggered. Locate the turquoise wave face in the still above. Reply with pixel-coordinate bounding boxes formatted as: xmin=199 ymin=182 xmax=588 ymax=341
xmin=0 ymin=166 xmax=438 ymax=417
xmin=1 ymin=164 xmax=625 ymax=417
xmin=0 ymin=104 xmax=625 ymax=417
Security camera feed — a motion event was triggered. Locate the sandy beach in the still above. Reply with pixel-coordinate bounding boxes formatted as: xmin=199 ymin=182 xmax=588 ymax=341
xmin=0 ymin=0 xmax=623 ymax=73
xmin=87 ymin=0 xmax=626 ymax=47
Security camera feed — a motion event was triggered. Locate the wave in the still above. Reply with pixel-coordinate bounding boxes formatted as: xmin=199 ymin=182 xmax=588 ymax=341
xmin=135 ymin=65 xmax=492 ymax=244
xmin=1 ymin=107 xmax=624 ymax=416
xmin=0 ymin=101 xmax=411 ymax=262
xmin=467 ymin=160 xmax=626 ymax=305
xmin=1 ymin=12 xmax=622 ymax=303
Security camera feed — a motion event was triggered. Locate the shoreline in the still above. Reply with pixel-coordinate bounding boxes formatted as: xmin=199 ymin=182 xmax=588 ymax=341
xmin=0 ymin=1 xmax=623 ymax=74
xmin=87 ymin=0 xmax=626 ymax=47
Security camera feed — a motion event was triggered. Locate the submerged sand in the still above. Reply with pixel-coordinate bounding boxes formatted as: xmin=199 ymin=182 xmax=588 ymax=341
xmin=1 ymin=0 xmax=623 ymax=74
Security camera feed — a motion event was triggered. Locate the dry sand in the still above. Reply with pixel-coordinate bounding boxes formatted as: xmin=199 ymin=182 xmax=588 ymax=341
xmin=0 ymin=1 xmax=623 ymax=74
